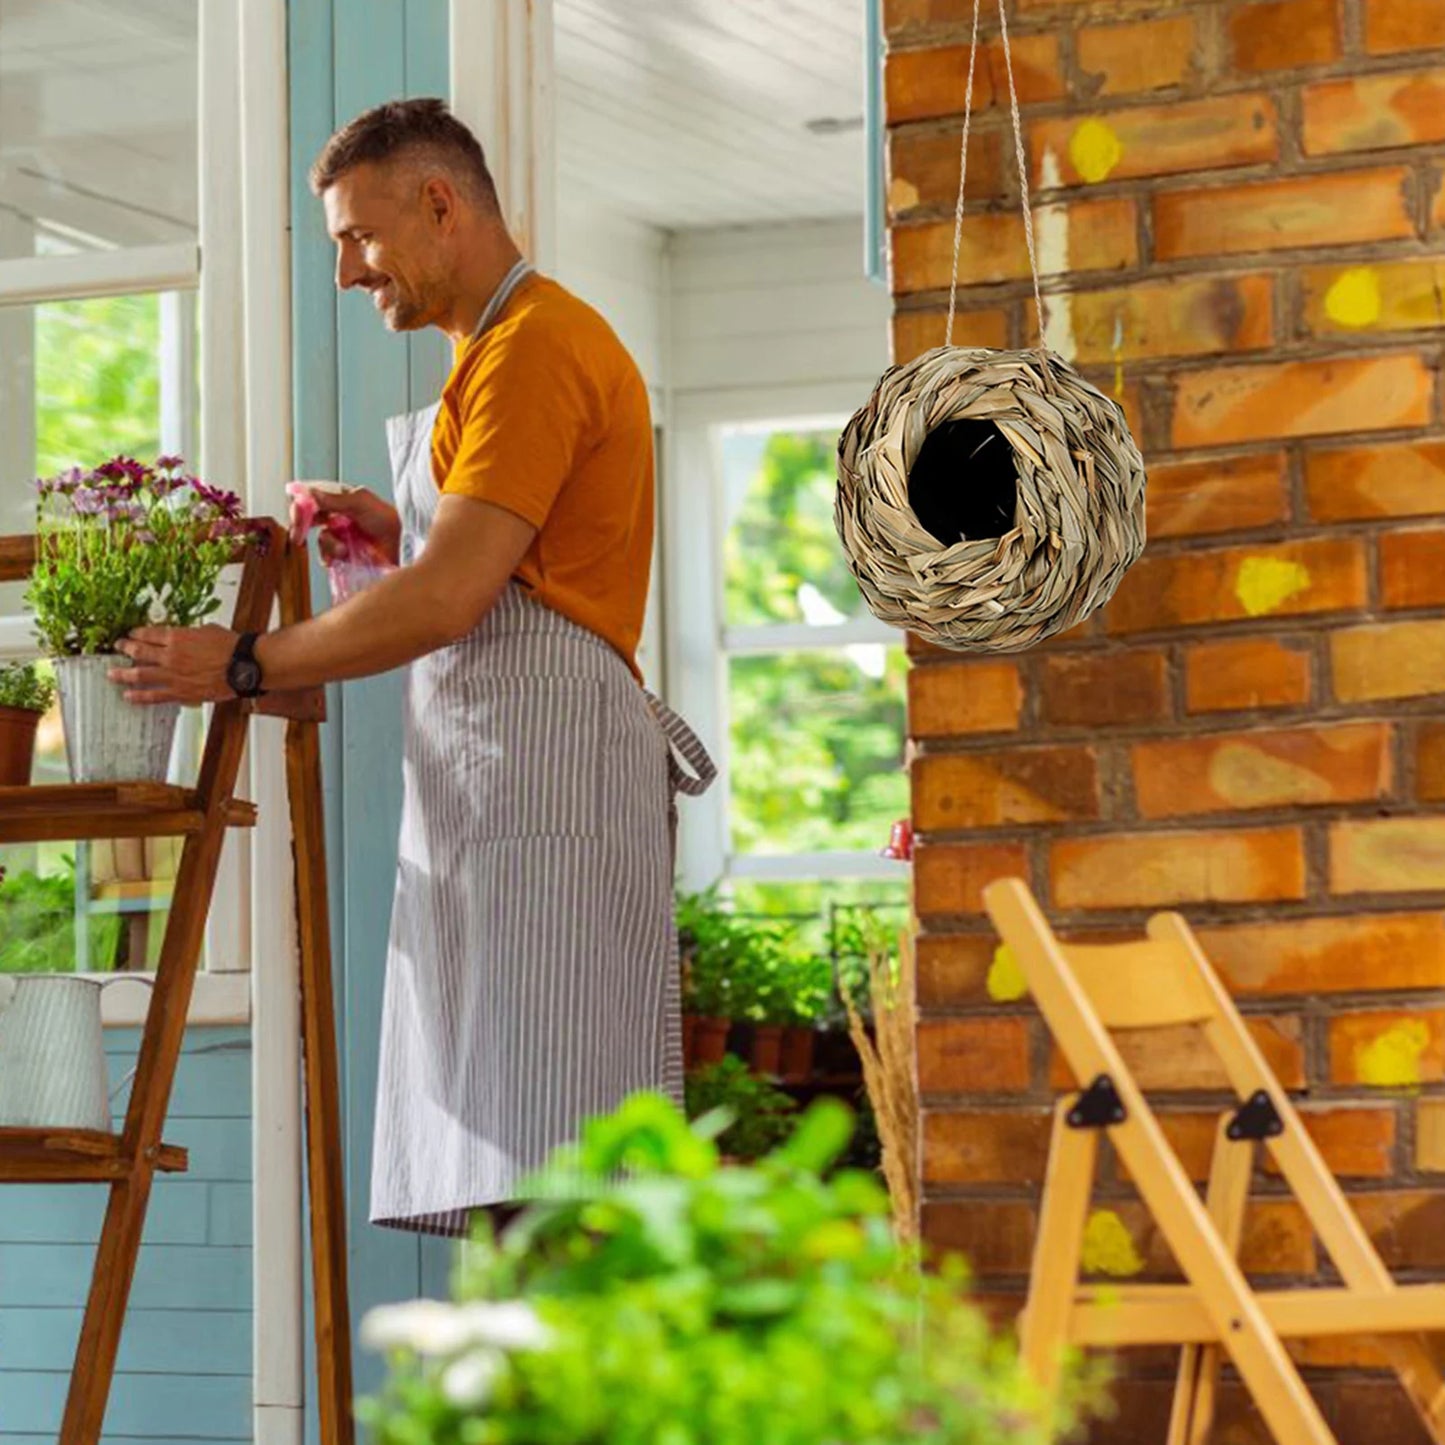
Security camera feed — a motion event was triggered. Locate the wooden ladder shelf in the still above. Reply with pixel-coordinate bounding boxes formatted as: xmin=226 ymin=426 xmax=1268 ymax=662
xmin=0 ymin=526 xmax=353 ymax=1445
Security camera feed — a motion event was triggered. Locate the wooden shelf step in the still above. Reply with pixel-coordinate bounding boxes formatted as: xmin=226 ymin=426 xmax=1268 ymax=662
xmin=0 ymin=1127 xmax=188 ymax=1183
xmin=0 ymin=782 xmax=256 ymax=844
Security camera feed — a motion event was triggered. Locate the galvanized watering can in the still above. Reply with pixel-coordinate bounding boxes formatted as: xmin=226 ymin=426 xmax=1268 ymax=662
xmin=0 ymin=975 xmax=153 ymax=1131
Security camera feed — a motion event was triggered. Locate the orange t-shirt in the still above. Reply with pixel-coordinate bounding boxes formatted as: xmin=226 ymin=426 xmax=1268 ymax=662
xmin=431 ymin=274 xmax=654 ymax=677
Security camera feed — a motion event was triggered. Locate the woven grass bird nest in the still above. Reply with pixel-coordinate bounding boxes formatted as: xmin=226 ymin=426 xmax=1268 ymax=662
xmin=836 ymin=345 xmax=1147 ymax=654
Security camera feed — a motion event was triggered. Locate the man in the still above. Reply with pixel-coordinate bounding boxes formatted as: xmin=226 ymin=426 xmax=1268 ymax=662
xmin=114 ymin=98 xmax=712 ymax=1235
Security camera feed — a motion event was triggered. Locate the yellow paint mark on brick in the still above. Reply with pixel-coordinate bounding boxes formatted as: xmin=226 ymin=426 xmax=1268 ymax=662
xmin=1325 ymin=267 xmax=1383 ymax=330
xmin=1069 ymin=119 xmax=1122 ymax=184
xmin=1081 ymin=1209 xmax=1145 ymax=1278
xmin=1236 ymin=556 xmax=1312 ymax=618
xmin=1357 ymin=1019 xmax=1430 ymax=1088
xmin=986 ymin=944 xmax=1029 ymax=1002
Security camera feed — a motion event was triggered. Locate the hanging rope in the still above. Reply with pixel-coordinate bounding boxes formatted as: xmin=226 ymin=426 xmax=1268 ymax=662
xmin=834 ymin=0 xmax=1147 ymax=655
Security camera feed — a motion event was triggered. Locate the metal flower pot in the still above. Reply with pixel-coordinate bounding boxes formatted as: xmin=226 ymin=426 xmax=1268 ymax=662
xmin=54 ymin=654 xmax=180 ymax=784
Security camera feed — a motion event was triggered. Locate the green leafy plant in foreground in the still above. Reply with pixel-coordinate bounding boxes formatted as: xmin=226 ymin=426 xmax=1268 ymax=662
xmin=359 ymin=1093 xmax=1108 ymax=1445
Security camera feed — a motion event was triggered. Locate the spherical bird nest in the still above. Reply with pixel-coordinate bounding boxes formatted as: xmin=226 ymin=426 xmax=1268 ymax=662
xmin=836 ymin=345 xmax=1147 ymax=654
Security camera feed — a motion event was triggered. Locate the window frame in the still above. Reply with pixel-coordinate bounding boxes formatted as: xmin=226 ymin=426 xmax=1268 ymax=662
xmin=664 ymin=382 xmax=905 ymax=894
xmin=0 ymin=0 xmax=255 ymax=1017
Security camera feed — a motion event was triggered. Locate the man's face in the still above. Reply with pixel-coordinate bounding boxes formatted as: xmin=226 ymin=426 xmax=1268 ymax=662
xmin=323 ymin=162 xmax=451 ymax=331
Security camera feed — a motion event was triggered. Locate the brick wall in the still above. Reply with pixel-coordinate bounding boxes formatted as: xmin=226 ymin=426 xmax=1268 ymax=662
xmin=887 ymin=1 xmax=1445 ymax=1439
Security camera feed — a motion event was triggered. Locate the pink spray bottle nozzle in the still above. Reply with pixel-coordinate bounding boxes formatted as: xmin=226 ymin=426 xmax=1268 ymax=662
xmin=285 ymin=482 xmax=396 ymax=602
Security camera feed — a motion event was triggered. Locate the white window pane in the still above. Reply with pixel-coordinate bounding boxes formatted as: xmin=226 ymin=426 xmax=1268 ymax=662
xmin=727 ymin=646 xmax=908 ymax=857
xmin=0 ymin=0 xmax=198 ymax=258
xmin=721 ymin=424 xmax=868 ymax=628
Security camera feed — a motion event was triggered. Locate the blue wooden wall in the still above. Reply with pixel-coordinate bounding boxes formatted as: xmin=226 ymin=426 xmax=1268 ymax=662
xmin=288 ymin=0 xmax=455 ymax=1432
xmin=0 ymin=1029 xmax=253 ymax=1443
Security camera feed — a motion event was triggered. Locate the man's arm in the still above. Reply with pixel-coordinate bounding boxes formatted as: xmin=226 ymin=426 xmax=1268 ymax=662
xmin=112 ymin=494 xmax=536 ymax=703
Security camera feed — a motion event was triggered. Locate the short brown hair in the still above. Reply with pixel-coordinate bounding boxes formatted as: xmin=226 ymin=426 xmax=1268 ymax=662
xmin=310 ymin=97 xmax=499 ymax=209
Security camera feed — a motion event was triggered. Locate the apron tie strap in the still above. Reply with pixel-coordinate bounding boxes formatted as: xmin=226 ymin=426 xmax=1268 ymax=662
xmin=645 ymin=693 xmax=717 ymax=798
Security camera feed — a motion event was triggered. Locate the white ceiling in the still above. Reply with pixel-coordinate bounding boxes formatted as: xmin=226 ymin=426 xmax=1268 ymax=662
xmin=554 ymin=0 xmax=869 ymax=231
xmin=0 ymin=0 xmax=196 ymax=254
xmin=0 ymin=0 xmax=866 ymax=254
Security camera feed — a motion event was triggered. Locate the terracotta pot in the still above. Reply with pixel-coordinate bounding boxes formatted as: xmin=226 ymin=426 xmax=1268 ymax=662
xmin=751 ymin=1023 xmax=784 ymax=1076
xmin=779 ymin=1025 xmax=817 ymax=1083
xmin=682 ymin=1013 xmax=700 ymax=1067
xmin=692 ymin=1017 xmax=731 ymax=1065
xmin=0 ymin=704 xmax=40 ymax=786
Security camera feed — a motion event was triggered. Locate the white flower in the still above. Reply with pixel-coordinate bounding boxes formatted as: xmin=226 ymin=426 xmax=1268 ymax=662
xmin=360 ymin=1298 xmax=550 ymax=1358
xmin=440 ymin=1349 xmax=502 ymax=1407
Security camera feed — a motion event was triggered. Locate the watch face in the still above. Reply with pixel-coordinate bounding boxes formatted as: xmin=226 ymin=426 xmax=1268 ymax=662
xmin=229 ymin=658 xmax=261 ymax=696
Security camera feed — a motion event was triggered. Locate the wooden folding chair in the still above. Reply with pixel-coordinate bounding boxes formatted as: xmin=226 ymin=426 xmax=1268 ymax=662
xmin=982 ymin=878 xmax=1445 ymax=1445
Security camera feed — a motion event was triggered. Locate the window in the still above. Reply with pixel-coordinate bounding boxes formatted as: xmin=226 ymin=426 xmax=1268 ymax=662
xmin=0 ymin=2 xmax=244 ymax=985
xmin=665 ymin=406 xmax=909 ymax=933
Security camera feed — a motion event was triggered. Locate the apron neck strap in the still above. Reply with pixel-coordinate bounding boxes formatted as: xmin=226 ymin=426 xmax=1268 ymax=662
xmin=470 ymin=258 xmax=535 ymax=343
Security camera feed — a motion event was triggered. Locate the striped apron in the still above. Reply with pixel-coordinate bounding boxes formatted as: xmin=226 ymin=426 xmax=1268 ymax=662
xmin=369 ymin=270 xmax=715 ymax=1236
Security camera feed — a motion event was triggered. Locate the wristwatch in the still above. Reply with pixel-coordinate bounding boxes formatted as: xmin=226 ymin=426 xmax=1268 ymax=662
xmin=226 ymin=632 xmax=267 ymax=699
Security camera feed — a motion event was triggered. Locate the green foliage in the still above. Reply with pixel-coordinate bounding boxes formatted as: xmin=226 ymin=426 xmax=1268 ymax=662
xmin=0 ymin=859 xmax=118 ymax=974
xmin=721 ymin=428 xmax=908 ymax=860
xmin=27 ymin=456 xmax=255 ymax=656
xmin=359 ymin=1093 xmax=1104 ymax=1445
xmin=0 ymin=662 xmax=56 ymax=714
xmin=684 ymin=1056 xmax=797 ymax=1160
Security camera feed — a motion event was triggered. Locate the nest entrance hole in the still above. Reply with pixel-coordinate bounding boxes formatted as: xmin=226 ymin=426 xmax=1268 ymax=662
xmin=907 ymin=418 xmax=1018 ymax=546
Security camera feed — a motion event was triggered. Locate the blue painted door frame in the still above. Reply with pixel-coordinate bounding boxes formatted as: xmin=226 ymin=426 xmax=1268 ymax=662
xmin=287 ymin=1 xmax=453 ymax=1429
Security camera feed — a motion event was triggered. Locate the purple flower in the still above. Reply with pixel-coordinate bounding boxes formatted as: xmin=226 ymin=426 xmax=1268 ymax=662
xmin=72 ymin=488 xmax=106 ymax=516
xmin=156 ymin=454 xmax=185 ymax=472
xmin=188 ymin=478 xmax=242 ymax=518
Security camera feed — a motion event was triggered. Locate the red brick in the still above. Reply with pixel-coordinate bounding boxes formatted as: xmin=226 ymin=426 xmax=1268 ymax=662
xmin=918 ymin=1016 xmax=1033 ymax=1093
xmin=1037 ymin=648 xmax=1171 ymax=727
xmin=1171 ymin=353 xmax=1432 ymax=448
xmin=921 ymin=1199 xmax=1037 ymax=1274
xmin=1416 ymin=1098 xmax=1445 ymax=1170
xmin=1053 ymin=1014 xmax=1307 ymax=1091
xmin=1230 ymin=0 xmax=1341 ymax=72
xmin=889 ymin=127 xmax=1007 ymax=221
xmin=1154 ymin=167 xmax=1415 ymax=260
xmin=1106 ymin=538 xmax=1368 ymax=635
xmin=1418 ymin=723 xmax=1445 ymax=801
xmin=1147 ymin=453 xmax=1289 ymax=540
xmin=891 ymin=196 xmax=1137 ymax=293
xmin=1076 ymin=16 xmax=1198 ymax=97
xmin=1184 ymin=637 xmax=1312 ymax=713
xmin=1050 ymin=826 xmax=1306 ymax=909
xmin=1031 ymin=95 xmax=1277 ymax=189
xmin=1365 ymin=0 xmax=1445 ymax=55
xmin=915 ymin=841 xmax=1032 ymax=917
xmin=1304 ymin=66 xmax=1445 ymax=155
xmin=1380 ymin=527 xmax=1445 ymax=608
xmin=1301 ymin=258 xmax=1445 ymax=336
xmin=1329 ymin=816 xmax=1445 ymax=894
xmin=1306 ymin=439 xmax=1445 ymax=521
xmin=1028 ymin=273 xmax=1274 ymax=363
xmin=1331 ymin=618 xmax=1445 ymax=701
xmin=913 ymin=746 xmax=1101 ymax=830
xmin=1197 ymin=912 xmax=1445 ymax=995
xmin=922 ymin=1108 xmax=1052 ymax=1183
xmin=1330 ymin=1008 xmax=1445 ymax=1085
xmin=886 ymin=35 xmax=1065 ymax=124
xmin=1133 ymin=723 xmax=1392 ymax=819
xmin=915 ymin=933 xmax=998 ymax=1007
xmin=1434 ymin=168 xmax=1445 ymax=231
xmin=908 ymin=658 xmax=1024 ymax=737
xmin=891 ymin=305 xmax=1010 ymax=363
xmin=1354 ymin=1191 xmax=1445 ymax=1271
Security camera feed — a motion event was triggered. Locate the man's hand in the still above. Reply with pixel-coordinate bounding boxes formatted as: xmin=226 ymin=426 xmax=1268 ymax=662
xmin=289 ymin=481 xmax=402 ymax=564
xmin=111 ymin=625 xmax=238 ymax=705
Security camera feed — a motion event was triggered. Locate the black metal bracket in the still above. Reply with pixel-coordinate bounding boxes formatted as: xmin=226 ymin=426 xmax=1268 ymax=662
xmin=1066 ymin=1074 xmax=1126 ymax=1129
xmin=1226 ymin=1090 xmax=1285 ymax=1142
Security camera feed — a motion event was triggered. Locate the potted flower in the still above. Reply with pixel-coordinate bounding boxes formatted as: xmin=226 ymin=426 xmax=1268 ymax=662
xmin=358 ymin=1093 xmax=1105 ymax=1443
xmin=26 ymin=456 xmax=258 ymax=783
xmin=0 ymin=662 xmax=56 ymax=786
xmin=678 ymin=888 xmax=745 ymax=1065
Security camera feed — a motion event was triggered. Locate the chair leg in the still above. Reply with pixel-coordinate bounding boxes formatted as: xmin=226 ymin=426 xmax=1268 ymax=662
xmin=1167 ymin=1118 xmax=1254 ymax=1445
xmin=1021 ymin=1098 xmax=1099 ymax=1406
